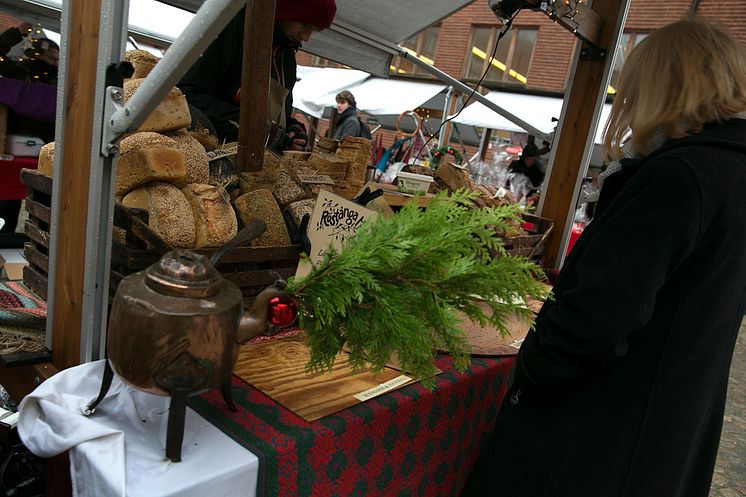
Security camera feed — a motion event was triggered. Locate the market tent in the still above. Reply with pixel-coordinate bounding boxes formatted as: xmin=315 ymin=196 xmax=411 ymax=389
xmin=451 ymin=91 xmax=613 ymax=144
xmin=156 ymin=0 xmax=474 ymax=77
xmin=294 ymin=66 xmax=448 ymax=119
xmin=293 ymin=66 xmax=370 ymax=118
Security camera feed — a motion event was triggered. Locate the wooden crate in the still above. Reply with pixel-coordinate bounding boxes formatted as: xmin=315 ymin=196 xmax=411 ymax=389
xmin=497 ymin=213 xmax=554 ymax=264
xmin=20 ymin=169 xmax=302 ymax=300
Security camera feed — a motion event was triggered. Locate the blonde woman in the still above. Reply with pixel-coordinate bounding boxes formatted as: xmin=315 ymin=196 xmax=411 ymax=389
xmin=462 ymin=19 xmax=746 ymax=497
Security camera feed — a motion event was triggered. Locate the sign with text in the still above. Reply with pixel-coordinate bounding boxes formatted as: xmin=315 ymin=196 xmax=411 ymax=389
xmin=206 ymin=144 xmax=238 ymax=162
xmin=295 ymin=190 xmax=376 ymax=278
xmin=297 ymin=174 xmax=335 ymax=185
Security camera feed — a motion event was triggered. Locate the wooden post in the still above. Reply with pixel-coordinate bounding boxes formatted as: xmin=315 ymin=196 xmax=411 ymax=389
xmin=236 ymin=0 xmax=276 ymax=172
xmin=539 ymin=0 xmax=629 ymax=268
xmin=50 ymin=0 xmax=102 ymax=370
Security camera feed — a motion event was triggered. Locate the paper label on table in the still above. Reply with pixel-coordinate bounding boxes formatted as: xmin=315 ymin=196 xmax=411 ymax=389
xmin=295 ymin=190 xmax=376 ymax=278
xmin=206 ymin=145 xmax=238 ymax=162
xmin=509 ymin=338 xmax=525 ymax=349
xmin=354 ymin=375 xmax=412 ymax=401
xmin=297 ymin=174 xmax=335 ymax=185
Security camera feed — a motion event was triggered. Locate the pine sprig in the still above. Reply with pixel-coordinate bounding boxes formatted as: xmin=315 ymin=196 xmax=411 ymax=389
xmin=285 ymin=190 xmax=550 ymax=388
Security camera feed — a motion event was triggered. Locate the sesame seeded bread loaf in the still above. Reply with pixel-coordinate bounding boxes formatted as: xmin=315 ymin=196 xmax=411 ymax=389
xmin=116 ymin=132 xmax=186 ymax=197
xmin=233 ymin=189 xmax=290 ymax=247
xmin=37 ymin=142 xmax=55 ymax=176
xmin=123 ymin=78 xmax=191 ymax=133
xmin=124 ymin=49 xmax=160 ymax=79
xmin=182 ymin=183 xmax=238 ymax=248
xmin=166 ymin=129 xmax=210 ymax=186
xmin=122 ymin=182 xmax=196 ymax=248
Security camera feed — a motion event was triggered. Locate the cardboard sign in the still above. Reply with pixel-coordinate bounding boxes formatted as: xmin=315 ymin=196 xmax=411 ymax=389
xmin=295 ymin=190 xmax=376 ymax=278
xmin=297 ymin=174 xmax=335 ymax=185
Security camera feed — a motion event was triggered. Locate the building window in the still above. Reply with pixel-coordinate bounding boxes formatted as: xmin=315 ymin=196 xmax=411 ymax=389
xmin=464 ymin=26 xmax=537 ymax=86
xmin=390 ymin=25 xmax=440 ymax=77
xmin=310 ymin=56 xmax=348 ymax=69
xmin=608 ymin=32 xmax=648 ymax=94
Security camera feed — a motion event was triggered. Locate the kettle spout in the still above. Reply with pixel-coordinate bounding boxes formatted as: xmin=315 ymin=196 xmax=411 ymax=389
xmin=236 ymin=285 xmax=284 ymax=343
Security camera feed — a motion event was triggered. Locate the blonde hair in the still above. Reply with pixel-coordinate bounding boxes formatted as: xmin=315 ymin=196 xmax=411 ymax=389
xmin=604 ymin=19 xmax=746 ymax=160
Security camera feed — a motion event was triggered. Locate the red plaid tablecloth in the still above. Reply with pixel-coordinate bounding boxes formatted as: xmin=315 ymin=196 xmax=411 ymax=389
xmin=189 ymin=354 xmax=516 ymax=497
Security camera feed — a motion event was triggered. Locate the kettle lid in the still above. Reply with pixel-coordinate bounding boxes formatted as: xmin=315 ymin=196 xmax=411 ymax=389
xmin=145 ymin=250 xmax=223 ymax=298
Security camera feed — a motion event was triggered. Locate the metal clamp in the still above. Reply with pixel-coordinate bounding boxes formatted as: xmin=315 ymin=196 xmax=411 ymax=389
xmin=101 ymin=85 xmax=126 ymax=157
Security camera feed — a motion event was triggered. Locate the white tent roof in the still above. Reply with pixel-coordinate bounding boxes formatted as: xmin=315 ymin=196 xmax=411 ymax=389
xmin=451 ymin=91 xmax=612 ymax=144
xmin=294 ymin=66 xmax=447 ymax=119
xmin=155 ymin=0 xmax=474 ymax=77
xmin=293 ymin=66 xmax=370 ymax=118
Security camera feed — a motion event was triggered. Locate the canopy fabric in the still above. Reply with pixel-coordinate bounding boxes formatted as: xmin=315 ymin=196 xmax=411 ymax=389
xmin=451 ymin=90 xmax=612 ymax=144
xmin=294 ymin=66 xmax=447 ymax=119
xmin=293 ymin=66 xmax=370 ymax=118
xmin=157 ymin=0 xmax=474 ymax=77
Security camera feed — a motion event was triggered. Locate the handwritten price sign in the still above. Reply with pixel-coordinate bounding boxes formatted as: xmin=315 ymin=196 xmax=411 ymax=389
xmin=295 ymin=190 xmax=376 ymax=278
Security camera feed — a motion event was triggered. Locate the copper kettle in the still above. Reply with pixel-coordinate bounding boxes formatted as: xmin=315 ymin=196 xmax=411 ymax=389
xmin=84 ymin=220 xmax=296 ymax=461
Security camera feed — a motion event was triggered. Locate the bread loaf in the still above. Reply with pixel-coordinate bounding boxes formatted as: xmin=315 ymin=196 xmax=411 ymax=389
xmin=166 ymin=129 xmax=210 ymax=186
xmin=182 ymin=183 xmax=238 ymax=248
xmin=116 ymin=132 xmax=186 ymax=197
xmin=122 ymin=182 xmax=196 ymax=248
xmin=38 ymin=142 xmax=55 ymax=176
xmin=124 ymin=49 xmax=160 ymax=79
xmin=234 ymin=189 xmax=290 ymax=247
xmin=123 ymin=78 xmax=191 ymax=133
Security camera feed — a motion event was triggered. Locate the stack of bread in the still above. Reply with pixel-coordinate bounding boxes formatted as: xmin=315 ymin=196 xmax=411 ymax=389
xmin=36 ymin=50 xmax=242 ymax=250
xmin=335 ymin=136 xmax=371 ymax=194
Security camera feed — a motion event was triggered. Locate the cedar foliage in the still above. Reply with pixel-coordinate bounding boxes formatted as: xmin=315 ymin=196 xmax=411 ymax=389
xmin=285 ymin=190 xmax=550 ymax=388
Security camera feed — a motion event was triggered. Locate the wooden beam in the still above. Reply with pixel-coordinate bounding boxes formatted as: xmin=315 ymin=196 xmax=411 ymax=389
xmin=236 ymin=0 xmax=276 ymax=172
xmin=50 ymin=0 xmax=102 ymax=370
xmin=539 ymin=0 xmax=630 ymax=268
xmin=543 ymin=0 xmax=603 ymax=47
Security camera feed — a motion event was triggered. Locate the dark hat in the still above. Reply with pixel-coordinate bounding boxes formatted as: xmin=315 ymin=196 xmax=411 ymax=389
xmin=275 ymin=0 xmax=337 ymax=29
xmin=521 ymin=142 xmax=542 ymax=158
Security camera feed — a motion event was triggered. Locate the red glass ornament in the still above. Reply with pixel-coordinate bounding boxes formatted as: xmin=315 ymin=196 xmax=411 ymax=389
xmin=268 ymin=296 xmax=298 ymax=326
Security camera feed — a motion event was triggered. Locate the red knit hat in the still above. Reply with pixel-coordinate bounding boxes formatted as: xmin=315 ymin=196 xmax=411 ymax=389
xmin=275 ymin=0 xmax=337 ymax=29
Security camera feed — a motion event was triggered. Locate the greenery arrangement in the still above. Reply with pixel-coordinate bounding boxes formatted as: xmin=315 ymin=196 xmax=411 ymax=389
xmin=284 ymin=190 xmax=550 ymax=388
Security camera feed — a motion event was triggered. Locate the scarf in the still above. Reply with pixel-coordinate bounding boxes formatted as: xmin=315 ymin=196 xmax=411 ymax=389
xmin=599 ymin=112 xmax=746 ymax=186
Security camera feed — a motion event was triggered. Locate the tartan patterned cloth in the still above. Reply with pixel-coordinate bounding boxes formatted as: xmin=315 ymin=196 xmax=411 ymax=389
xmin=189 ymin=354 xmax=516 ymax=497
xmin=0 ymin=280 xmax=47 ymax=354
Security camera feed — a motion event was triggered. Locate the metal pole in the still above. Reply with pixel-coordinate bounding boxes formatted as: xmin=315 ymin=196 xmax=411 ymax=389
xmin=106 ymin=0 xmax=246 ymax=142
xmin=438 ymin=86 xmax=453 ymax=146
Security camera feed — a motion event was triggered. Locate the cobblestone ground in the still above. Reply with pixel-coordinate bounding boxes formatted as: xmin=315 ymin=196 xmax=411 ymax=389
xmin=710 ymin=317 xmax=746 ymax=497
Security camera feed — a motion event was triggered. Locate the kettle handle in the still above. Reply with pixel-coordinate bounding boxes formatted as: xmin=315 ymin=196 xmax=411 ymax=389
xmin=209 ymin=219 xmax=267 ymax=267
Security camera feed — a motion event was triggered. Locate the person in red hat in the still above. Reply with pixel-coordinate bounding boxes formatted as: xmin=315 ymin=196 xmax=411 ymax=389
xmin=178 ymin=0 xmax=337 ymax=150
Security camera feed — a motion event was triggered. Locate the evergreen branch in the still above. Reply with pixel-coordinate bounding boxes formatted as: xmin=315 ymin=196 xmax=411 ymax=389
xmin=285 ymin=189 xmax=551 ymax=389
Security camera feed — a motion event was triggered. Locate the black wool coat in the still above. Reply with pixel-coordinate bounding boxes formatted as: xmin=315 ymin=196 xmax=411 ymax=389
xmin=177 ymin=10 xmax=303 ymax=142
xmin=462 ymin=118 xmax=746 ymax=497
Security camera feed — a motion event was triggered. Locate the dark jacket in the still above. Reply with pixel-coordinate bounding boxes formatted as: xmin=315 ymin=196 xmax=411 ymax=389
xmin=462 ymin=118 xmax=746 ymax=497
xmin=333 ymin=106 xmax=361 ymax=140
xmin=0 ymin=27 xmax=57 ymax=84
xmin=508 ymin=157 xmax=545 ymax=194
xmin=177 ymin=10 xmax=304 ymax=142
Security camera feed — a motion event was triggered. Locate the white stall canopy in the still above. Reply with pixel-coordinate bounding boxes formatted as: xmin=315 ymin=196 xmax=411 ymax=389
xmin=452 ymin=91 xmax=613 ymax=144
xmin=157 ymin=0 xmax=474 ymax=77
xmin=295 ymin=66 xmax=448 ymax=119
